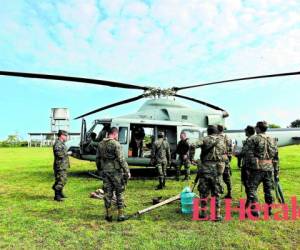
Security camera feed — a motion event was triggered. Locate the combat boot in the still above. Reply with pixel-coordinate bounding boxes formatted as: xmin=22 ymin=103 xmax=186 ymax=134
xmin=156 ymin=178 xmax=163 ymax=190
xmin=250 ymin=211 xmax=260 ymax=218
xmin=175 ymin=171 xmax=180 ymax=181
xmin=162 ymin=178 xmax=166 ymax=188
xmin=199 ymin=210 xmax=207 ymax=219
xmin=183 ymin=174 xmax=190 ymax=181
xmin=249 ymin=205 xmax=260 ymax=218
xmin=117 ymin=208 xmax=129 ymax=222
xmin=105 ymin=207 xmax=113 ymax=222
xmin=183 ymin=168 xmax=190 ymax=181
xmin=268 ymin=207 xmax=273 ymax=216
xmin=214 ymin=208 xmax=223 ymax=222
xmin=60 ymin=190 xmax=67 ymax=198
xmin=224 ymin=190 xmax=232 ymax=199
xmin=54 ymin=190 xmax=63 ymax=202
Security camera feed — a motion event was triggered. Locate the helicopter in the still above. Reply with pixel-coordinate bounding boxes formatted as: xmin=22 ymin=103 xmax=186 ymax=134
xmin=1 ymin=70 xmax=300 ymax=167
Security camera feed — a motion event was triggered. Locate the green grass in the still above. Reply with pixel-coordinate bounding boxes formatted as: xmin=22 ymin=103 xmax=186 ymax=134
xmin=0 ymin=146 xmax=300 ymax=249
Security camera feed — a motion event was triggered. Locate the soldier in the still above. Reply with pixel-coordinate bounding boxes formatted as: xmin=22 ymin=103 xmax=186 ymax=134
xmin=129 ymin=127 xmax=145 ymax=157
xmin=86 ymin=132 xmax=98 ymax=154
xmin=96 ymin=123 xmax=110 ymax=142
xmin=217 ymin=125 xmax=233 ymax=198
xmin=176 ymin=131 xmax=191 ymax=181
xmin=96 ymin=127 xmax=131 ymax=222
xmin=52 ymin=130 xmax=70 ymax=202
xmin=151 ymin=131 xmax=171 ymax=190
xmin=191 ymin=125 xmax=227 ymax=221
xmin=235 ymin=125 xmax=256 ymax=207
xmin=247 ymin=121 xmax=278 ymax=217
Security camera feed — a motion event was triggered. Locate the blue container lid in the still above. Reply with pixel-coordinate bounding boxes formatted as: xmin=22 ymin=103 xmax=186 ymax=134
xmin=180 ymin=186 xmax=196 ymax=199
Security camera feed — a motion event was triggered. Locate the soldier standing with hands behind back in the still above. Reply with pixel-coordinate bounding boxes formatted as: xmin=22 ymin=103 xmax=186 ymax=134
xmin=247 ymin=121 xmax=278 ymax=217
xmin=235 ymin=125 xmax=256 ymax=207
xmin=191 ymin=125 xmax=227 ymax=221
xmin=217 ymin=125 xmax=233 ymax=198
xmin=96 ymin=127 xmax=131 ymax=222
xmin=151 ymin=131 xmax=171 ymax=190
xmin=52 ymin=130 xmax=71 ymax=202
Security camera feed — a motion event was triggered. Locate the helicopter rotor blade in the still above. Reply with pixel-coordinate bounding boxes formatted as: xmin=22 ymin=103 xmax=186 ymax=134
xmin=173 ymin=71 xmax=300 ymax=91
xmin=0 ymin=71 xmax=148 ymax=90
xmin=74 ymin=94 xmax=145 ymax=120
xmin=174 ymin=94 xmax=228 ymax=117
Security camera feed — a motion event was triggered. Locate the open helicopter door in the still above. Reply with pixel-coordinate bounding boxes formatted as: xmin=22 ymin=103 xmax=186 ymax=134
xmin=113 ymin=123 xmax=129 ymax=159
xmin=178 ymin=126 xmax=203 ymax=160
xmin=80 ymin=118 xmax=87 ymax=154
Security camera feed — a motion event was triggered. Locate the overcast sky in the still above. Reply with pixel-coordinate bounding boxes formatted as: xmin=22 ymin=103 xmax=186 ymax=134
xmin=0 ymin=0 xmax=300 ymax=140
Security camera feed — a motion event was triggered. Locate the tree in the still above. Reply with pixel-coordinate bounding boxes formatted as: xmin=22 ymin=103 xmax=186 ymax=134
xmin=6 ymin=135 xmax=19 ymax=145
xmin=0 ymin=134 xmax=27 ymax=147
xmin=290 ymin=119 xmax=300 ymax=128
xmin=269 ymin=124 xmax=281 ymax=128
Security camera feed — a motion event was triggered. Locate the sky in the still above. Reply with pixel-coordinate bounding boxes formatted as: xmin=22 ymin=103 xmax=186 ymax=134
xmin=0 ymin=0 xmax=300 ymax=140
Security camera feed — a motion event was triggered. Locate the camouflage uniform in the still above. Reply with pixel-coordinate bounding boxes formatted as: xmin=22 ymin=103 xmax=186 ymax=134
xmin=238 ymin=135 xmax=255 ymax=201
xmin=52 ymin=139 xmax=70 ymax=193
xmin=96 ymin=138 xmax=130 ymax=218
xmin=96 ymin=125 xmax=110 ymax=142
xmin=151 ymin=137 xmax=171 ymax=189
xmin=219 ymin=132 xmax=233 ymax=198
xmin=247 ymin=133 xmax=278 ymax=214
xmin=191 ymin=133 xmax=227 ymax=219
xmin=176 ymin=138 xmax=191 ymax=180
xmin=130 ymin=127 xmax=145 ymax=157
xmin=86 ymin=140 xmax=98 ymax=154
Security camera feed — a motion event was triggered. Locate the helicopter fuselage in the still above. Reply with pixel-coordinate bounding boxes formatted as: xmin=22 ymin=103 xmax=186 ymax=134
xmin=67 ymin=99 xmax=300 ymax=167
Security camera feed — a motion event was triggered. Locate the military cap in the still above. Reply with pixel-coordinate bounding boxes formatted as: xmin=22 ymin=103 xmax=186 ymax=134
xmin=256 ymin=121 xmax=268 ymax=129
xmin=58 ymin=130 xmax=68 ymax=137
xmin=217 ymin=124 xmax=225 ymax=132
xmin=158 ymin=131 xmax=165 ymax=137
xmin=245 ymin=125 xmax=255 ymax=135
xmin=207 ymin=125 xmax=218 ymax=135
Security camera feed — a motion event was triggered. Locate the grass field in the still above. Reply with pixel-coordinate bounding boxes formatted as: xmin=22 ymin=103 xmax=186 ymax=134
xmin=0 ymin=146 xmax=300 ymax=250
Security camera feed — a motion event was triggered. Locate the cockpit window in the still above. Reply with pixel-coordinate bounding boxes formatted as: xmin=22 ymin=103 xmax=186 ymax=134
xmin=92 ymin=124 xmax=104 ymax=136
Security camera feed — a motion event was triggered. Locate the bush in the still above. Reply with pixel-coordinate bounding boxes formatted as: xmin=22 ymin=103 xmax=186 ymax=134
xmin=269 ymin=123 xmax=281 ymax=128
xmin=290 ymin=119 xmax=300 ymax=128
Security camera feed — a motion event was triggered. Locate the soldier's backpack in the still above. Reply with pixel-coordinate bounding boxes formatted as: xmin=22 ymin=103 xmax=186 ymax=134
xmin=249 ymin=134 xmax=277 ymax=171
xmin=258 ymin=134 xmax=277 ymax=160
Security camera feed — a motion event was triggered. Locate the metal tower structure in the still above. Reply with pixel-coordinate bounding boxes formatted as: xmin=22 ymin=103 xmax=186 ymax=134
xmin=50 ymin=108 xmax=70 ymax=133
